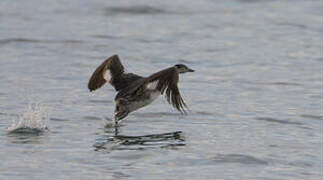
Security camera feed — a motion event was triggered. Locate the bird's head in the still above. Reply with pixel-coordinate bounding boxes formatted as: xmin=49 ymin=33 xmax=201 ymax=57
xmin=174 ymin=64 xmax=194 ymax=74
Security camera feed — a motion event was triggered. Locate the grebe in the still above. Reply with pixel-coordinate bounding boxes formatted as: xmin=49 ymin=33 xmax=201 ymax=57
xmin=88 ymin=54 xmax=194 ymax=124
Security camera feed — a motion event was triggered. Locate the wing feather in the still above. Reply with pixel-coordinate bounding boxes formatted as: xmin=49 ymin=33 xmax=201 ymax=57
xmin=147 ymin=67 xmax=187 ymax=113
xmin=88 ymin=54 xmax=124 ymax=91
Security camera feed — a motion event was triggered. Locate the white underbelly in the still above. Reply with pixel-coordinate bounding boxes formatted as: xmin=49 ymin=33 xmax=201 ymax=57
xmin=129 ymin=91 xmax=160 ymax=112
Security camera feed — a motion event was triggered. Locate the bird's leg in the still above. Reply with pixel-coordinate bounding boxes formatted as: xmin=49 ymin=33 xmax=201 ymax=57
xmin=114 ymin=110 xmax=125 ymax=126
xmin=114 ymin=105 xmax=120 ymax=126
xmin=114 ymin=125 xmax=119 ymax=136
xmin=114 ymin=111 xmax=128 ymax=125
xmin=113 ymin=99 xmax=129 ymax=126
xmin=114 ymin=118 xmax=119 ymax=126
xmin=114 ymin=113 xmax=119 ymax=126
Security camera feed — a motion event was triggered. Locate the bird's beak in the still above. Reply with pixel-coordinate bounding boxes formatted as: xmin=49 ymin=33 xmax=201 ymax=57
xmin=188 ymin=68 xmax=195 ymax=72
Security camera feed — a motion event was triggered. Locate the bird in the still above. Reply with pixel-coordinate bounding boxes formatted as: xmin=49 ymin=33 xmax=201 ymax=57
xmin=88 ymin=54 xmax=194 ymax=124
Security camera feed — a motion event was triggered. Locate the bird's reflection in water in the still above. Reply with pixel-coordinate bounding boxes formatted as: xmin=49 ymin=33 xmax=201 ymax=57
xmin=93 ymin=125 xmax=185 ymax=152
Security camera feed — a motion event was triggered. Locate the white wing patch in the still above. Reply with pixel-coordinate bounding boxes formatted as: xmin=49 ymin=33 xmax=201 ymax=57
xmin=103 ymin=69 xmax=111 ymax=81
xmin=147 ymin=79 xmax=159 ymax=90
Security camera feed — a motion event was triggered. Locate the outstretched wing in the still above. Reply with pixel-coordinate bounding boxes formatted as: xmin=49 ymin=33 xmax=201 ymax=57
xmin=147 ymin=67 xmax=188 ymax=113
xmin=88 ymin=54 xmax=124 ymax=92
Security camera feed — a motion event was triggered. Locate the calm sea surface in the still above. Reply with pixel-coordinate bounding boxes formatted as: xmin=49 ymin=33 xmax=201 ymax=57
xmin=0 ymin=0 xmax=323 ymax=179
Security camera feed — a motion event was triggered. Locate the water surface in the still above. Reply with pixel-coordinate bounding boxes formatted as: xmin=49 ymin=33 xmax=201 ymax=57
xmin=1 ymin=0 xmax=323 ymax=179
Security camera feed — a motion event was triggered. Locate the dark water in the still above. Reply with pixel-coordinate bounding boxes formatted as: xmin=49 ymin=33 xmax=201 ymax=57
xmin=1 ymin=0 xmax=323 ymax=179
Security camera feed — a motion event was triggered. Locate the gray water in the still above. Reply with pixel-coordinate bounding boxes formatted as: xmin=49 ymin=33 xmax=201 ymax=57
xmin=1 ymin=0 xmax=323 ymax=179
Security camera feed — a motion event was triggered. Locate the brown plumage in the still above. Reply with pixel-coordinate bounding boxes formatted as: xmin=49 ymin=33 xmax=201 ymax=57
xmin=88 ymin=54 xmax=142 ymax=91
xmin=88 ymin=54 xmax=194 ymax=123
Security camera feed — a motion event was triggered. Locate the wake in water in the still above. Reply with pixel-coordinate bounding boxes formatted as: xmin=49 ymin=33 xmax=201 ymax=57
xmin=7 ymin=102 xmax=50 ymax=134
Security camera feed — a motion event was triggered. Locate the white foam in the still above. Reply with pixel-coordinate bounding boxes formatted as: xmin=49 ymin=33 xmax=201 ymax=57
xmin=7 ymin=102 xmax=50 ymax=133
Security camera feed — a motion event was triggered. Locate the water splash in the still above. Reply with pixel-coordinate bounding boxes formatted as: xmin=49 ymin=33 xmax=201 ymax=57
xmin=7 ymin=102 xmax=50 ymax=134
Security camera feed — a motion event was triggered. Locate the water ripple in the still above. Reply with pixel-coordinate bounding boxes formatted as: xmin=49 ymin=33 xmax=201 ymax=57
xmin=83 ymin=116 xmax=102 ymax=121
xmin=88 ymin=99 xmax=113 ymax=104
xmin=7 ymin=127 xmax=46 ymax=134
xmin=274 ymin=22 xmax=307 ymax=29
xmin=256 ymin=117 xmax=303 ymax=125
xmin=267 ymin=82 xmax=302 ymax=86
xmin=288 ymin=160 xmax=313 ymax=168
xmin=194 ymin=111 xmax=214 ymax=116
xmin=237 ymin=0 xmax=271 ymax=3
xmin=90 ymin=34 xmax=123 ymax=40
xmin=300 ymin=114 xmax=323 ymax=120
xmin=213 ymin=154 xmax=268 ymax=165
xmin=7 ymin=132 xmax=46 ymax=144
xmin=50 ymin=117 xmax=70 ymax=122
xmin=104 ymin=5 xmax=166 ymax=16
xmin=0 ymin=38 xmax=84 ymax=45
